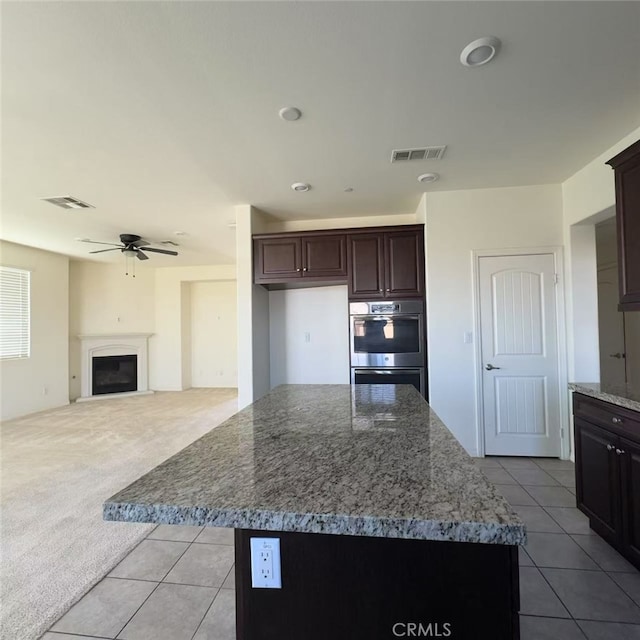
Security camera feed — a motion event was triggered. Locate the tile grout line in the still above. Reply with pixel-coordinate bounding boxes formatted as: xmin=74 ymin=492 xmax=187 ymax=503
xmin=511 ymin=462 xmax=640 ymax=627
xmin=189 ymin=586 xmax=224 ymax=640
xmin=111 ymin=538 xmax=196 ymax=639
xmin=186 ymin=555 xmax=236 ymax=640
xmin=46 ymin=533 xmax=155 ymax=638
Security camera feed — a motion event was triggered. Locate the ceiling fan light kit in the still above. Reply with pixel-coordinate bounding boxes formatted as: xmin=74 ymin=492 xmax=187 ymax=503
xmin=82 ymin=233 xmax=178 ymax=276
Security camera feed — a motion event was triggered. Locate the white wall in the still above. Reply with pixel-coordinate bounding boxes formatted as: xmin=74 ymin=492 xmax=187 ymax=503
xmin=180 ymin=282 xmax=192 ymax=390
xmin=0 ymin=241 xmax=69 ymax=420
xmin=191 ymin=280 xmax=238 ymax=387
xmin=424 ymin=184 xmax=564 ymax=455
xmin=266 ymin=213 xmax=417 ymax=233
xmin=562 ymin=125 xmax=640 ymax=384
xmin=151 ymin=264 xmax=236 ymax=391
xmin=236 ymin=205 xmax=271 ymax=408
xmin=269 ymin=285 xmax=349 ymax=386
xmin=68 ymin=261 xmax=155 ymax=399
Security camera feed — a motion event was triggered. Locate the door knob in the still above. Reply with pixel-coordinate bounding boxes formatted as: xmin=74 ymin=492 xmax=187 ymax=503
xmin=485 ymin=364 xmax=501 ymax=371
xmin=609 ymin=353 xmax=626 ymax=359
xmin=607 ymin=444 xmax=614 ymax=451
xmin=612 ymin=417 xmax=623 ymax=425
xmin=616 ymin=448 xmax=626 ymax=456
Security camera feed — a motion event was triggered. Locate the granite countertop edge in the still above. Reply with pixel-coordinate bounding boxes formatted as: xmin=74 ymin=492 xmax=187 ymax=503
xmin=103 ymin=502 xmax=527 ymax=546
xmin=569 ymin=382 xmax=640 ymax=413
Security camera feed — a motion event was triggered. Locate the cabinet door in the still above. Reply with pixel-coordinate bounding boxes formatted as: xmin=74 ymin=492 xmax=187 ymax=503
xmin=575 ymin=418 xmax=621 ymax=543
xmin=384 ymin=230 xmax=424 ymax=298
xmin=348 ymin=234 xmax=384 ymax=299
xmin=254 ymin=238 xmax=301 ymax=281
xmin=607 ymin=140 xmax=640 ymax=311
xmin=620 ymin=437 xmax=640 ymax=567
xmin=302 ymin=235 xmax=347 ymax=278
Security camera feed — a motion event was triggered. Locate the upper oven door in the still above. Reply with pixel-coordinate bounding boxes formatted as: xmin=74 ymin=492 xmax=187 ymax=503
xmin=349 ymin=309 xmax=425 ymax=367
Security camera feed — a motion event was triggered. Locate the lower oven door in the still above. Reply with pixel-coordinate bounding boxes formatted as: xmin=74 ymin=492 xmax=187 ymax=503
xmin=351 ymin=368 xmax=425 ymax=397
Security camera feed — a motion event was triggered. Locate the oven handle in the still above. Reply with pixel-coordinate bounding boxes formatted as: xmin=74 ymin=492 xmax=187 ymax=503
xmin=351 ymin=314 xmax=421 ymax=321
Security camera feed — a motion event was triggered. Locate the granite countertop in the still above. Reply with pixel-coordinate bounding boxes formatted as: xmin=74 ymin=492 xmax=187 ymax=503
xmin=104 ymin=384 xmax=525 ymax=545
xmin=569 ymin=382 xmax=640 ymax=413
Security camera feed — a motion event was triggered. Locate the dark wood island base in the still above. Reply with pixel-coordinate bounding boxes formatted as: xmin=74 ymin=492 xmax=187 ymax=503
xmin=235 ymin=529 xmax=520 ymax=640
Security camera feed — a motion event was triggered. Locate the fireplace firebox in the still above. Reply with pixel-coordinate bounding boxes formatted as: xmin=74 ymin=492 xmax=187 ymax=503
xmin=92 ymin=355 xmax=138 ymax=395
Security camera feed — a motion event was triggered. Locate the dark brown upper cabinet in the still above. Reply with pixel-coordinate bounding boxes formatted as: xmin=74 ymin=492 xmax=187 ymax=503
xmin=347 ymin=234 xmax=385 ymax=299
xmin=348 ymin=227 xmax=424 ymax=300
xmin=254 ymin=234 xmax=347 ymax=284
xmin=607 ymin=139 xmax=640 ymax=311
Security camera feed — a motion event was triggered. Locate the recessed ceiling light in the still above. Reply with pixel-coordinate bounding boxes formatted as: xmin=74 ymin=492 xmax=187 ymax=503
xmin=279 ymin=107 xmax=302 ymax=121
xmin=344 ymin=187 xmax=354 ymax=192
xmin=460 ymin=36 xmax=501 ymax=67
xmin=417 ymin=173 xmax=439 ymax=184
xmin=291 ymin=182 xmax=311 ymax=192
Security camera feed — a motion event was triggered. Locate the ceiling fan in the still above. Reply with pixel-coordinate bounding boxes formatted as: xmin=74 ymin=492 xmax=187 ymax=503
xmin=81 ymin=234 xmax=178 ymax=260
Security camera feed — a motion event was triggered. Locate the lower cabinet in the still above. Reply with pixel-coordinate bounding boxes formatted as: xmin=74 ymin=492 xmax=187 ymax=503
xmin=575 ymin=418 xmax=621 ymax=542
xmin=574 ymin=393 xmax=640 ymax=570
xmin=620 ymin=437 xmax=640 ymax=566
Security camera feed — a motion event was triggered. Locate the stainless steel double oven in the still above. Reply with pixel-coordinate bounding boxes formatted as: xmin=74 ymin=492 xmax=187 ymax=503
xmin=349 ymin=300 xmax=427 ymax=397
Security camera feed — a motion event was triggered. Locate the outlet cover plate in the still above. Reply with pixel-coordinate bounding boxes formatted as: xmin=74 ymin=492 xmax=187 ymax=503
xmin=250 ymin=537 xmax=282 ymax=589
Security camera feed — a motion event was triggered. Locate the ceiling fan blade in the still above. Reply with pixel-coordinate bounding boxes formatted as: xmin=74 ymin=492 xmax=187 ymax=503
xmin=89 ymin=248 xmax=121 ymax=254
xmin=132 ymin=239 xmax=151 ymax=247
xmin=136 ymin=250 xmax=149 ymax=261
xmin=143 ymin=247 xmax=178 ymax=256
xmin=81 ymin=240 xmax=122 ymax=247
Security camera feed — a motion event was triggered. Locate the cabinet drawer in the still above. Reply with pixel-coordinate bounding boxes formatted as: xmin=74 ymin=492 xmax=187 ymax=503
xmin=573 ymin=394 xmax=640 ymax=441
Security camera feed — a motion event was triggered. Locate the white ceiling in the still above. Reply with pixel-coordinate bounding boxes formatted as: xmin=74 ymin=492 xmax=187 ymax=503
xmin=2 ymin=1 xmax=639 ymax=265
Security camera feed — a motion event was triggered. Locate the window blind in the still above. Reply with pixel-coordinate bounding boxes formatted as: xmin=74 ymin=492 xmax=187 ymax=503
xmin=0 ymin=266 xmax=30 ymax=359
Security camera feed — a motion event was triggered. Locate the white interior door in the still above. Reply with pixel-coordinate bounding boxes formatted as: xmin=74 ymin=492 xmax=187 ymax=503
xmin=480 ymin=254 xmax=561 ymax=457
xmin=597 ymin=265 xmax=627 ymax=387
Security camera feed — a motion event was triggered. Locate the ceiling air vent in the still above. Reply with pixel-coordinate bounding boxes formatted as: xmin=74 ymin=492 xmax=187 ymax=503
xmin=390 ymin=146 xmax=447 ymax=163
xmin=41 ymin=196 xmax=94 ymax=210
xmin=159 ymin=240 xmax=179 ymax=247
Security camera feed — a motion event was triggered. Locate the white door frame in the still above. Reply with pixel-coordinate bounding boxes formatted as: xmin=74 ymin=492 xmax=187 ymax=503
xmin=472 ymin=247 xmax=570 ymax=459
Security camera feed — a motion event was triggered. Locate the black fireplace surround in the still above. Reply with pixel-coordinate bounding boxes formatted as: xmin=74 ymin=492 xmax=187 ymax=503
xmin=92 ymin=354 xmax=138 ymax=395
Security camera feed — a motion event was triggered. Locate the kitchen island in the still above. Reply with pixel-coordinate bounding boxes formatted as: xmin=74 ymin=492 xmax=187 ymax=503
xmin=104 ymin=384 xmax=525 ymax=640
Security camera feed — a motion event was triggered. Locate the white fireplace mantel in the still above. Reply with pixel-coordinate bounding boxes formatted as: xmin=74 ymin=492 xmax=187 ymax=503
xmin=78 ymin=333 xmax=153 ymax=400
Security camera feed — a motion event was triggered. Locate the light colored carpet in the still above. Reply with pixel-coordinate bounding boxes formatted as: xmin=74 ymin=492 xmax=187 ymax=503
xmin=0 ymin=388 xmax=238 ymax=640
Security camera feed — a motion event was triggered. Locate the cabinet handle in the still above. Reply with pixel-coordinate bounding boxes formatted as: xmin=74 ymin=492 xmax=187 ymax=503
xmin=612 ymin=417 xmax=623 ymax=424
xmin=379 ymin=289 xmax=383 ymax=293
xmin=607 ymin=444 xmax=614 ymax=451
xmin=386 ymin=289 xmax=390 ymax=292
xmin=303 ymin=267 xmax=307 ymax=272
xmin=296 ymin=268 xmax=301 ymax=272
xmin=616 ymin=448 xmax=626 ymax=456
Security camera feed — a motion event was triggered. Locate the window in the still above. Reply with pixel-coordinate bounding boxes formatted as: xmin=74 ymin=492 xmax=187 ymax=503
xmin=0 ymin=266 xmax=30 ymax=359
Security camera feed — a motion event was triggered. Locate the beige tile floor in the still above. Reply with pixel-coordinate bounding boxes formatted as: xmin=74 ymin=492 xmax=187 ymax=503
xmin=44 ymin=525 xmax=235 ymax=640
xmin=44 ymin=457 xmax=640 ymax=640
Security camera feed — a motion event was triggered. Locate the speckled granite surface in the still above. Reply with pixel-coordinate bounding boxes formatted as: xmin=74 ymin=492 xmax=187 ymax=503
xmin=104 ymin=384 xmax=525 ymax=545
xmin=570 ymin=382 xmax=640 ymax=413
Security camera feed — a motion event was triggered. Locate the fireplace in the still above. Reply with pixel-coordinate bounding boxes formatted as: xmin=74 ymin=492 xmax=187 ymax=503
xmin=92 ymin=355 xmax=138 ymax=395
xmin=77 ymin=333 xmax=152 ymax=401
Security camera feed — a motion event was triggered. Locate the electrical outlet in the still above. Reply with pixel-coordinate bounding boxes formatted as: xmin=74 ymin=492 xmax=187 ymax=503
xmin=250 ymin=537 xmax=281 ymax=589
